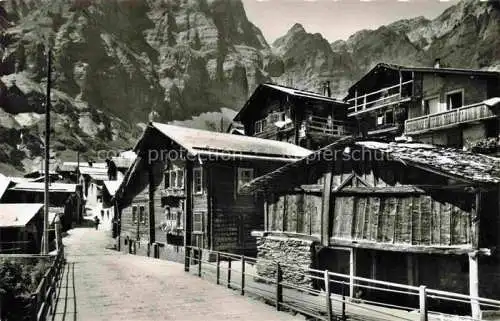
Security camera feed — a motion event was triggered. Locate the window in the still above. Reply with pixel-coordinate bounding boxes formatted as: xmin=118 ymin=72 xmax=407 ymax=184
xmin=176 ymin=210 xmax=183 ymax=229
xmin=193 ymin=212 xmax=203 ymax=233
xmin=376 ymin=110 xmax=395 ymax=126
xmin=193 ymin=168 xmax=203 ymax=194
xmin=385 ymin=110 xmax=394 ymax=125
xmin=423 ymin=96 xmax=441 ymax=114
xmin=170 ymin=171 xmax=177 ymax=189
xmin=139 ymin=206 xmax=146 ymax=224
xmin=132 ymin=206 xmax=137 ymax=223
xmin=255 ymin=119 xmax=264 ymax=133
xmin=176 ymin=169 xmax=184 ymax=188
xmin=237 ymin=168 xmax=254 ymax=194
xmin=164 ymin=172 xmax=169 ymax=189
xmin=446 ymin=90 xmax=463 ymax=109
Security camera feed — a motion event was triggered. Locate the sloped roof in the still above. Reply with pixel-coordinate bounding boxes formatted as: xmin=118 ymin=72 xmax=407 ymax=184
xmin=234 ymin=83 xmax=348 ymax=122
xmin=146 ymin=123 xmax=312 ymax=161
xmin=0 ymin=173 xmax=11 ymax=200
xmin=9 ymin=182 xmax=77 ymax=193
xmin=0 ymin=203 xmax=43 ymax=227
xmin=79 ymin=166 xmax=108 ymax=175
xmin=357 ymin=141 xmax=500 ymax=184
xmin=6 ymin=176 xmax=36 ymax=184
xmin=242 ymin=138 xmax=500 ymax=193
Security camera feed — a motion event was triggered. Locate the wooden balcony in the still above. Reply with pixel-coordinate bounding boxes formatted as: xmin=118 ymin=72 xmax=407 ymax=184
xmin=303 ymin=116 xmax=353 ymax=137
xmin=347 ymin=80 xmax=413 ymax=117
xmin=405 ymin=102 xmax=498 ymax=135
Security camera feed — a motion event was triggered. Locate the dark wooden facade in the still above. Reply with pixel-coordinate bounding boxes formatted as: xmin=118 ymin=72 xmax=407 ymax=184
xmin=246 ymin=139 xmax=500 ymax=315
xmin=115 ymin=123 xmax=311 ymax=261
xmin=234 ymin=83 xmax=352 ymax=149
xmin=344 ymin=63 xmax=500 ymax=147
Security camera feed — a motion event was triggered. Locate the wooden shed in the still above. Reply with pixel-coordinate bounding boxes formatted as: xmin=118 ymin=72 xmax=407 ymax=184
xmin=243 ymin=137 xmax=500 ymax=315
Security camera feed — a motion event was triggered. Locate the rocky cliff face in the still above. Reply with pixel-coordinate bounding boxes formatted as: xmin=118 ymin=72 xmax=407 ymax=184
xmin=0 ymin=0 xmax=499 ymax=173
xmin=272 ymin=0 xmax=500 ymax=97
xmin=0 ymin=0 xmax=272 ymax=173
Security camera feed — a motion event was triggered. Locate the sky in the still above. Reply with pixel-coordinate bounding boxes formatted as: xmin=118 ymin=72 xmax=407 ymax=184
xmin=241 ymin=0 xmax=460 ymax=44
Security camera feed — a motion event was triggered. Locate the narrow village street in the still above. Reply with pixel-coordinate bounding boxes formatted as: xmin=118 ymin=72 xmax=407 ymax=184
xmin=51 ymin=227 xmax=303 ymax=321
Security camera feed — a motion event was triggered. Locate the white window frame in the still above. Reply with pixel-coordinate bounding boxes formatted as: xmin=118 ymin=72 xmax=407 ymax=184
xmin=176 ymin=169 xmax=184 ymax=189
xmin=193 ymin=212 xmax=204 ymax=234
xmin=237 ymin=168 xmax=254 ymax=194
xmin=445 ymin=88 xmax=464 ymax=110
xmin=193 ymin=168 xmax=203 ymax=195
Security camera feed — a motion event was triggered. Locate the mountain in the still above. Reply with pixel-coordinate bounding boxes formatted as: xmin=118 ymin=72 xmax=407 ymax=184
xmin=272 ymin=0 xmax=500 ymax=97
xmin=0 ymin=0 xmax=273 ymax=172
xmin=0 ymin=0 xmax=499 ymax=173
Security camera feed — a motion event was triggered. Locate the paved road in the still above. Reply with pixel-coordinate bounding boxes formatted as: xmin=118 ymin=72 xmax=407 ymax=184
xmin=52 ymin=228 xmax=302 ymax=321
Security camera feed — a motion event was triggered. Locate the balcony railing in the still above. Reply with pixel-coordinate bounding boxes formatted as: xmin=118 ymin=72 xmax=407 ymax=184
xmin=405 ymin=102 xmax=498 ymax=135
xmin=161 ymin=187 xmax=185 ymax=198
xmin=302 ymin=116 xmax=353 ymax=137
xmin=347 ymin=80 xmax=413 ymax=116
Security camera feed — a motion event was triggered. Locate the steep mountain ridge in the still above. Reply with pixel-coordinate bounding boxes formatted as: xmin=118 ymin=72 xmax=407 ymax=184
xmin=272 ymin=0 xmax=500 ymax=97
xmin=0 ymin=0 xmax=499 ymax=173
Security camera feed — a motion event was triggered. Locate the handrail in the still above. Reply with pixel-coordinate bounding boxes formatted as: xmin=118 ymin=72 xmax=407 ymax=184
xmin=183 ymin=246 xmax=500 ymax=321
xmin=347 ymin=80 xmax=413 ymax=102
xmin=30 ymin=247 xmax=65 ymax=321
xmin=405 ymin=102 xmax=496 ymax=134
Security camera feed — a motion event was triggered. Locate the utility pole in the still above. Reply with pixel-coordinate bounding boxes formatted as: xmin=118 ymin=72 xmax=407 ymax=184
xmin=42 ymin=48 xmax=52 ymax=255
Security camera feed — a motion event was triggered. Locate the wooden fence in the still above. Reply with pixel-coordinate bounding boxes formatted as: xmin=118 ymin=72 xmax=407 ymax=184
xmin=185 ymin=246 xmax=500 ymax=321
xmin=30 ymin=248 xmax=65 ymax=321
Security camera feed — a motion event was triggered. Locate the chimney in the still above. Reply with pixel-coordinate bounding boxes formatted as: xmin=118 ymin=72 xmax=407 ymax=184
xmin=434 ymin=58 xmax=441 ymax=69
xmin=323 ymin=81 xmax=331 ymax=97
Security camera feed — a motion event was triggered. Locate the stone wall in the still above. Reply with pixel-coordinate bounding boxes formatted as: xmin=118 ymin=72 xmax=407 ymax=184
xmin=255 ymin=234 xmax=319 ymax=289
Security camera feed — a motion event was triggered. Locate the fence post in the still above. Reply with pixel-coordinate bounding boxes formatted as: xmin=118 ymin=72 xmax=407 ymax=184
xmin=241 ymin=255 xmax=245 ymax=296
xmin=216 ymin=252 xmax=220 ymax=285
xmin=31 ymin=293 xmax=38 ymax=321
xmin=324 ymin=270 xmax=332 ymax=321
xmin=276 ymin=262 xmax=283 ymax=311
xmin=184 ymin=246 xmax=190 ymax=272
xmin=341 ymin=281 xmax=346 ymax=321
xmin=227 ymin=258 xmax=232 ymax=289
xmin=198 ymin=248 xmax=202 ymax=277
xmin=419 ymin=285 xmax=428 ymax=321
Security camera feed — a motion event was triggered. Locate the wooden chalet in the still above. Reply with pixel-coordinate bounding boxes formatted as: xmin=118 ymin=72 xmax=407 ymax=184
xmin=233 ymin=82 xmax=353 ymax=149
xmin=0 ymin=203 xmax=44 ymax=254
xmin=113 ymin=123 xmax=311 ymax=262
xmin=345 ymin=62 xmax=500 ymax=145
xmin=243 ymin=138 xmax=500 ymax=315
xmin=2 ymin=181 xmax=82 ymax=230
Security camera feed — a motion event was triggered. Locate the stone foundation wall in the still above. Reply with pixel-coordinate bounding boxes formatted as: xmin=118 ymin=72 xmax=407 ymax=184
xmin=255 ymin=234 xmax=318 ymax=289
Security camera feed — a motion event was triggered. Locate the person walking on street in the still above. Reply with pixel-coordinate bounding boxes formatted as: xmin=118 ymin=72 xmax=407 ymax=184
xmin=94 ymin=215 xmax=100 ymax=230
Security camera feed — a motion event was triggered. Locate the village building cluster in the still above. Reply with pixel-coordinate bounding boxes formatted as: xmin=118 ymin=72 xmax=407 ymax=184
xmin=3 ymin=60 xmax=500 ymax=316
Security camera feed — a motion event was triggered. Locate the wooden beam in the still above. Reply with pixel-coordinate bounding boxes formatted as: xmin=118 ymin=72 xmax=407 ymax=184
xmin=184 ymin=160 xmax=194 ymax=270
xmin=321 ymin=163 xmax=334 ymax=246
xmin=329 ymin=238 xmax=477 ymax=255
xmin=148 ymin=166 xmax=155 ymax=244
xmin=335 ymin=185 xmax=477 ymax=195
xmin=349 ymin=248 xmax=357 ymax=298
xmin=472 ymin=191 xmax=481 ymax=249
xmin=468 ymin=252 xmax=481 ymax=320
xmin=264 ymin=198 xmax=268 ymax=231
